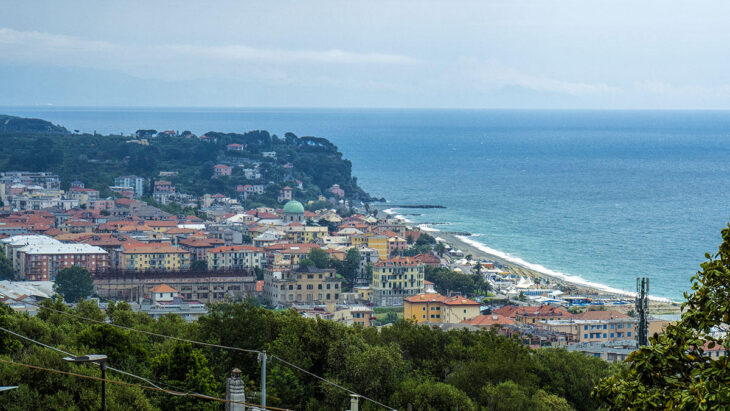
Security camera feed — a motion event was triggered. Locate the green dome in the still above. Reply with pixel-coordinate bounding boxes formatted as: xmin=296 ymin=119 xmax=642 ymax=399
xmin=283 ymin=200 xmax=305 ymax=214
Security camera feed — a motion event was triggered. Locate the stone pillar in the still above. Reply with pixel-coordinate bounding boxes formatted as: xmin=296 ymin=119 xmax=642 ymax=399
xmin=226 ymin=368 xmax=246 ymax=411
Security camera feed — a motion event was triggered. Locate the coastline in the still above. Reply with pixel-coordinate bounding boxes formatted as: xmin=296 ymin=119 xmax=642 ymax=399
xmin=436 ymin=232 xmax=680 ymax=312
xmin=380 ymin=208 xmax=680 ymax=313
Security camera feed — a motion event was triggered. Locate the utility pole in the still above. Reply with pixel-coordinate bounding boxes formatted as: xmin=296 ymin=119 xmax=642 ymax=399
xmin=635 ymin=277 xmax=650 ymax=346
xmin=258 ymin=351 xmax=267 ymax=408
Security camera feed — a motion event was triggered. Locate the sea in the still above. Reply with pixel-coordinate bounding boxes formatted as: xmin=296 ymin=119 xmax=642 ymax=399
xmin=2 ymin=107 xmax=730 ymax=301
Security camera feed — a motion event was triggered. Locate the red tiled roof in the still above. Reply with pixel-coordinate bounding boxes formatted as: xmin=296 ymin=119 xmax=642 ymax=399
xmin=575 ymin=310 xmax=630 ymax=321
xmin=462 ymin=314 xmax=515 ymax=326
xmin=443 ymin=295 xmax=480 ymax=306
xmin=209 ymin=245 xmax=263 ymax=253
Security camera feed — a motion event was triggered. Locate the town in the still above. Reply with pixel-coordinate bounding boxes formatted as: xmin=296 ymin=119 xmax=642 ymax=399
xmin=0 ymin=169 xmax=691 ymax=364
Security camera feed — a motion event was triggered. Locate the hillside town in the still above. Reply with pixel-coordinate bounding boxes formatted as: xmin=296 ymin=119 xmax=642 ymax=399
xmin=0 ymin=170 xmax=688 ymax=363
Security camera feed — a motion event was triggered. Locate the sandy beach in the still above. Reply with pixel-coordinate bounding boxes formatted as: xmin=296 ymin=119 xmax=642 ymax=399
xmin=435 ymin=231 xmax=681 ymax=314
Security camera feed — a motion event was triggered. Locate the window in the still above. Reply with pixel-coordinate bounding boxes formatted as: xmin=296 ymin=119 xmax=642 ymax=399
xmin=627 ymin=332 xmax=632 ymax=337
xmin=603 ymin=325 xmax=607 ymax=329
xmin=610 ymin=333 xmax=614 ymax=338
xmin=422 ymin=307 xmax=426 ymax=311
xmin=584 ymin=325 xmax=588 ymax=330
xmin=463 ymin=309 xmax=467 ymax=313
xmin=603 ymin=333 xmax=607 ymax=338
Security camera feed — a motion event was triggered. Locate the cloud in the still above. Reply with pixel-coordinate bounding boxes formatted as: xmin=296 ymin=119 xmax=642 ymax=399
xmin=0 ymin=27 xmax=417 ymax=81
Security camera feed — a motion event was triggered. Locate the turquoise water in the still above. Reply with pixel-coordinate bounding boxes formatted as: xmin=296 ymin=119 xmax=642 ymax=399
xmin=2 ymin=107 xmax=730 ymax=300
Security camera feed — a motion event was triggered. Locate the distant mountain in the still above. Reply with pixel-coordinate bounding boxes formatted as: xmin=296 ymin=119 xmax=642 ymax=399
xmin=0 ymin=114 xmax=69 ymax=134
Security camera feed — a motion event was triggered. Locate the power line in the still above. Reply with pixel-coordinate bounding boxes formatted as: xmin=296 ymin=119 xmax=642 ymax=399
xmin=0 ymin=358 xmax=290 ymax=411
xmin=0 ymin=324 xmax=196 ymax=396
xmin=1 ymin=293 xmax=396 ymax=409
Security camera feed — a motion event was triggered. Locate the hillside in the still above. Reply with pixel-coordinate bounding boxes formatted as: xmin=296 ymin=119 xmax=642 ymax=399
xmin=0 ymin=115 xmax=378 ymax=206
xmin=0 ymin=115 xmax=69 ymax=135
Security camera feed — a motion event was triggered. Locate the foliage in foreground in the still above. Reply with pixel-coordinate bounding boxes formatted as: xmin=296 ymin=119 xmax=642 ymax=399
xmin=593 ymin=225 xmax=730 ymax=409
xmin=0 ymin=297 xmax=618 ymax=410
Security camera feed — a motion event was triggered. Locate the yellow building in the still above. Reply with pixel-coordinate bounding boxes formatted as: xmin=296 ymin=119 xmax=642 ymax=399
xmin=120 ymin=244 xmax=191 ymax=271
xmin=404 ymin=293 xmax=481 ymax=324
xmin=367 ymin=235 xmax=389 ymax=260
xmin=372 ymin=257 xmax=425 ymax=306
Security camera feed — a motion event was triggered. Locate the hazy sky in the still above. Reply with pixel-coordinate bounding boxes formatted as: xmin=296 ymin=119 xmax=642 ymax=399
xmin=1 ymin=0 xmax=729 ymax=108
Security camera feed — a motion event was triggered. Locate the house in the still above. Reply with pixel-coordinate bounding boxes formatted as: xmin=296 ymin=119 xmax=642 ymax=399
xmin=226 ymin=143 xmax=244 ymax=152
xmin=403 ymin=293 xmax=480 ymax=324
xmin=328 ymin=184 xmax=345 ymax=198
xmin=141 ymin=284 xmax=208 ymax=321
xmin=213 ymin=164 xmax=232 ymax=177
xmin=513 ymin=305 xmax=573 ymax=325
xmin=277 ymin=187 xmax=293 ymax=203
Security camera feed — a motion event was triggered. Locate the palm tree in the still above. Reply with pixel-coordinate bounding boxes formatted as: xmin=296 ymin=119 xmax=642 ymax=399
xmin=474 ymin=262 xmax=483 ymax=276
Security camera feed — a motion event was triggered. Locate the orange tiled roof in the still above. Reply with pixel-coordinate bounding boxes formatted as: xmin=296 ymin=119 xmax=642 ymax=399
xmin=151 ymin=284 xmax=177 ymax=293
xmin=404 ymin=293 xmax=448 ymax=303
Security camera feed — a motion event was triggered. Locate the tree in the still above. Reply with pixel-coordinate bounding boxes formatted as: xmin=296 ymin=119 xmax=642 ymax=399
xmin=593 ymin=224 xmax=730 ymax=409
xmin=53 ymin=267 xmax=94 ymax=303
xmin=434 ymin=242 xmax=447 ymax=257
xmin=304 ymin=248 xmax=329 ymax=269
xmin=474 ymin=262 xmax=483 ymax=276
xmin=0 ymin=252 xmax=15 ymax=280
xmin=190 ymin=259 xmax=207 ymax=272
xmin=342 ymin=248 xmax=361 ymax=285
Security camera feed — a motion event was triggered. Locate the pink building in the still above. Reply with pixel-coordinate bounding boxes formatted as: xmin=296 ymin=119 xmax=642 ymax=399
xmin=213 ymin=164 xmax=232 ymax=177
xmin=277 ymin=187 xmax=293 ymax=203
xmin=328 ymin=184 xmax=345 ymax=198
xmin=154 ymin=180 xmax=175 ymax=193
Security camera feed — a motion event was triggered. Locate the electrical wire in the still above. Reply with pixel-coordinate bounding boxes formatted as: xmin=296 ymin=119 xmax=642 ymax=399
xmin=1 ymin=293 xmax=396 ymax=410
xmin=0 ymin=358 xmax=291 ymax=411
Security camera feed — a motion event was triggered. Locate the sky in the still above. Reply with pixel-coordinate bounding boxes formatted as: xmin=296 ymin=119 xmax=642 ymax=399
xmin=1 ymin=0 xmax=729 ymax=109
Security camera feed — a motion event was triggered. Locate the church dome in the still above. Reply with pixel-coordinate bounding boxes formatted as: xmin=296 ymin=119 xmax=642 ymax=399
xmin=282 ymin=200 xmax=305 ymax=214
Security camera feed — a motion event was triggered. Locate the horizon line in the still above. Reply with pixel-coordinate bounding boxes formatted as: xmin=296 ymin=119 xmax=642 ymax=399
xmin=2 ymin=105 xmax=730 ymax=112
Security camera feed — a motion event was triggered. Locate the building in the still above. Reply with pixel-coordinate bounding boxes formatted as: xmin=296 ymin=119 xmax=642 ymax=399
xmin=541 ymin=310 xmax=635 ymax=343
xmin=16 ymin=243 xmax=108 ymax=281
xmin=153 ymin=180 xmax=176 ymax=204
xmin=226 ymin=143 xmax=244 ymax=152
xmin=328 ymin=184 xmax=345 ymax=198
xmin=372 ymin=257 xmax=425 ymax=306
xmin=277 ymin=187 xmax=293 ymax=203
xmin=263 ymin=265 xmax=342 ymax=306
xmin=513 ymin=305 xmax=573 ymax=325
xmin=214 ymin=164 xmax=232 ymax=177
xmin=207 ymin=245 xmax=265 ymax=270
xmin=119 ymin=244 xmax=191 ymax=271
xmin=367 ymin=235 xmax=388 ymax=260
xmin=281 ymin=200 xmax=305 ymax=223
xmin=140 ymin=284 xmax=208 ymax=321
xmin=461 ymin=314 xmax=516 ymax=328
xmin=95 ymin=270 xmax=257 ymax=304
xmin=114 ymin=175 xmax=145 ymax=197
xmin=403 ymin=293 xmax=480 ymax=324
xmin=66 ymin=187 xmax=100 ymax=205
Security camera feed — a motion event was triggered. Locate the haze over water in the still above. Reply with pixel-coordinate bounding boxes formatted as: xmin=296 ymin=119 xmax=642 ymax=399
xmin=4 ymin=107 xmax=730 ymax=300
